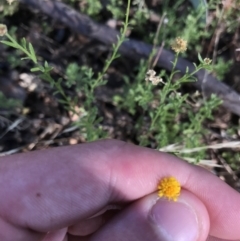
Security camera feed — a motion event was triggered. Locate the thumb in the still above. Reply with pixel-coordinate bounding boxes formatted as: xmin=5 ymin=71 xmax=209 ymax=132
xmin=150 ymin=190 xmax=210 ymax=241
xmin=90 ymin=190 xmax=210 ymax=241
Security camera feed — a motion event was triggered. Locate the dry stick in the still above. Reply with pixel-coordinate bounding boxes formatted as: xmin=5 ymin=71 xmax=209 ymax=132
xmin=152 ymin=12 xmax=166 ymax=69
xmin=19 ymin=0 xmax=240 ymax=116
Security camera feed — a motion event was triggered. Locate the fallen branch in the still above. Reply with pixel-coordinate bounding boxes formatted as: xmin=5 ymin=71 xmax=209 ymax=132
xmin=19 ymin=0 xmax=240 ymax=116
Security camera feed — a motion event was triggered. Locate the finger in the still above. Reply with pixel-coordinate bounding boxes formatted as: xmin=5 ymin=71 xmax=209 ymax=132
xmin=67 ymin=204 xmax=122 ymax=236
xmin=67 ymin=234 xmax=90 ymax=241
xmin=68 ymin=216 xmax=104 ymax=236
xmin=67 ymin=204 xmax=122 ymax=237
xmin=90 ymin=190 xmax=209 ymax=241
xmin=0 ymin=140 xmax=240 ymax=239
xmin=207 ymin=236 xmax=240 ymax=241
xmin=42 ymin=228 xmax=67 ymax=241
xmin=0 ymin=217 xmax=44 ymax=241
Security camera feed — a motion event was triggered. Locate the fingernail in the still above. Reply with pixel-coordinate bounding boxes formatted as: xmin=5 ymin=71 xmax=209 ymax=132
xmin=149 ymin=199 xmax=198 ymax=241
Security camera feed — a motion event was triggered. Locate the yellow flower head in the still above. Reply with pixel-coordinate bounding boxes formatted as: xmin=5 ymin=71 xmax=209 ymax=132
xmin=158 ymin=177 xmax=181 ymax=201
xmin=171 ymin=37 xmax=187 ymax=54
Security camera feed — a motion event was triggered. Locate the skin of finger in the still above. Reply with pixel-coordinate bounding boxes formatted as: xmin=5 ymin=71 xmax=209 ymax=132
xmin=67 ymin=205 xmax=123 ymax=236
xmin=0 ymin=140 xmax=239 ymax=239
xmin=0 ymin=218 xmax=44 ymax=241
xmin=88 ymin=190 xmax=209 ymax=241
xmin=67 ymin=234 xmax=91 ymax=241
xmin=68 ymin=215 xmax=104 ymax=236
xmin=42 ymin=228 xmax=67 ymax=241
xmin=207 ymin=236 xmax=240 ymax=241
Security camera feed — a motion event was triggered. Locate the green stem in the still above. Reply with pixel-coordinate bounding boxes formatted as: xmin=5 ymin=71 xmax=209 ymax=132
xmin=150 ymin=53 xmax=179 ymax=130
xmin=92 ymin=0 xmax=131 ymax=90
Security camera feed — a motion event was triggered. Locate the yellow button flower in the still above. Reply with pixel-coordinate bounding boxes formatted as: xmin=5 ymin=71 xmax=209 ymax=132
xmin=158 ymin=177 xmax=181 ymax=201
xmin=171 ymin=37 xmax=187 ymax=54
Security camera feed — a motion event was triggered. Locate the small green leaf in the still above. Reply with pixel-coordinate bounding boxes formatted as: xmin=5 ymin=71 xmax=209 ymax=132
xmin=44 ymin=61 xmax=49 ymax=68
xmin=28 ymin=43 xmax=37 ymax=63
xmin=198 ymin=53 xmax=204 ymax=63
xmin=21 ymin=57 xmax=31 ymax=61
xmin=31 ymin=67 xmax=41 ymax=72
xmin=45 ymin=66 xmax=53 ymax=72
xmin=21 ymin=38 xmax=27 ymax=49
xmin=1 ymin=40 xmax=18 ymax=48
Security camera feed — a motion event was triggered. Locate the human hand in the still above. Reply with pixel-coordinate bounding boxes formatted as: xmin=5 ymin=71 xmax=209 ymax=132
xmin=0 ymin=140 xmax=239 ymax=241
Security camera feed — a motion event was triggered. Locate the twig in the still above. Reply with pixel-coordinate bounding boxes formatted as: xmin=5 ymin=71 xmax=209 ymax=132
xmin=159 ymin=141 xmax=240 ymax=153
